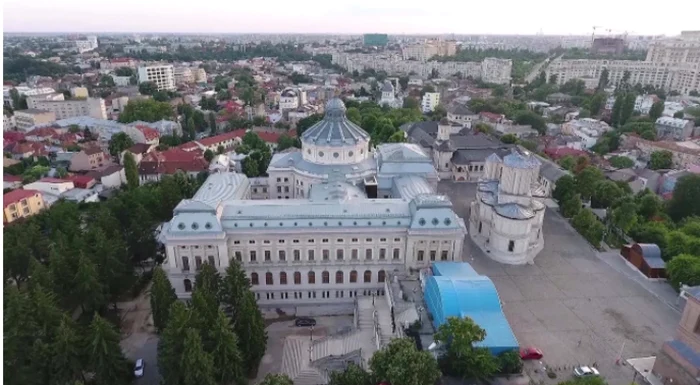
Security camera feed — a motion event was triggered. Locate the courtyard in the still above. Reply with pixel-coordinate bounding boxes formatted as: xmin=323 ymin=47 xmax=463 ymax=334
xmin=438 ymin=181 xmax=681 ymax=385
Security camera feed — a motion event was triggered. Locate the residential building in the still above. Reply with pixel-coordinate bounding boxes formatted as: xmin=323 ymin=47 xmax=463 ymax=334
xmin=86 ymin=165 xmax=127 ymax=189
xmin=113 ymin=76 xmax=132 ymax=87
xmin=646 ymin=31 xmax=700 ymax=64
xmin=14 ymin=109 xmax=56 ymax=131
xmin=279 ymin=88 xmax=300 ymax=110
xmin=562 ymin=118 xmax=612 ymax=148
xmin=69 ymin=148 xmax=111 ymax=172
xmin=3 ymin=86 xmax=55 ymax=108
xmin=379 ymin=81 xmax=402 ymax=109
xmin=3 ymin=189 xmax=45 ymax=224
xmin=446 ymin=104 xmax=478 ymax=128
xmin=23 ymin=178 xmax=74 ymax=196
xmin=122 ymin=124 xmax=161 ymax=145
xmin=481 ymin=58 xmax=513 ymax=85
xmin=159 ymin=102 xmax=467 ymax=307
xmin=634 ymin=94 xmax=661 ymax=114
xmin=655 ymin=117 xmax=695 ymax=140
xmin=100 ymin=57 xmax=139 ymax=70
xmin=74 ymin=36 xmax=98 ymax=53
xmin=27 ymin=96 xmax=107 ymax=120
xmin=173 ymin=67 xmax=194 ymax=85
xmin=71 ymin=87 xmax=89 ymax=98
xmin=401 ymin=40 xmax=457 ymax=61
xmin=469 ymin=151 xmax=546 ymax=264
xmin=4 ymin=114 xmax=16 ymax=130
xmin=3 ymin=174 xmax=23 ymax=190
xmin=421 ymin=92 xmax=441 ymax=113
xmin=138 ymin=148 xmax=209 ymax=184
xmin=625 ymin=135 xmax=700 ymax=168
xmin=125 ymin=45 xmax=167 ymax=54
xmin=651 ymin=286 xmax=700 ymax=385
xmin=129 ymin=120 xmax=182 ymax=136
xmin=179 ymin=129 xmax=247 ymax=153
xmin=137 ymin=64 xmax=176 ymax=91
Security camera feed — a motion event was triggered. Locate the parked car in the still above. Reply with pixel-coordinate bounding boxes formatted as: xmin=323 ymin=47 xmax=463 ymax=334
xmin=573 ymin=366 xmax=599 ymax=377
xmin=294 ymin=317 xmax=317 ymax=327
xmin=134 ymin=358 xmax=145 ymax=378
xmin=519 ymin=346 xmax=543 ymax=360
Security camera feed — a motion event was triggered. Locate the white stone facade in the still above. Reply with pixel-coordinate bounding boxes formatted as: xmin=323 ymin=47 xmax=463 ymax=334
xmin=469 ymin=151 xmax=546 ymax=265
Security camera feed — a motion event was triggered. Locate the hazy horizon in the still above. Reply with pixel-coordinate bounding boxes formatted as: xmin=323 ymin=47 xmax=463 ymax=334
xmin=4 ymin=0 xmax=698 ymax=36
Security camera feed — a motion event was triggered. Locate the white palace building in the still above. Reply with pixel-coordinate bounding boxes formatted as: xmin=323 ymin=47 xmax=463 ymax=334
xmin=159 ymin=99 xmax=468 ymax=314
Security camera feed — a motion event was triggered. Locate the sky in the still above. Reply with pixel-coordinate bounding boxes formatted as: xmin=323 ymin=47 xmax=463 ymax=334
xmin=3 ymin=0 xmax=699 ymax=36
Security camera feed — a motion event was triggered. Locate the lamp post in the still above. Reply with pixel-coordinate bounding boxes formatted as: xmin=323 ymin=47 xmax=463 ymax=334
xmin=309 ymin=325 xmax=314 ymax=341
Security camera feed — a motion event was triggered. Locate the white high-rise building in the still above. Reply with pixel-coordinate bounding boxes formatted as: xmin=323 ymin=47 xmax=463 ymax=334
xmin=138 ymin=65 xmax=176 ymax=91
xmin=26 ymin=95 xmax=107 ymax=120
xmin=421 ymin=92 xmax=440 ymax=113
xmin=75 ymin=36 xmax=98 ymax=53
xmin=469 ymin=150 xmax=546 ymax=265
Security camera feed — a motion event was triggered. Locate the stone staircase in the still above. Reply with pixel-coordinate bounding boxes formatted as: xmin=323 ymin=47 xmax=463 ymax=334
xmin=375 ymin=300 xmax=394 ymax=347
xmin=280 ymin=337 xmax=308 ymax=381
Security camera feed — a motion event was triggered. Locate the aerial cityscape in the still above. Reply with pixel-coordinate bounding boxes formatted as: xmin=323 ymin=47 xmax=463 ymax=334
xmin=3 ymin=5 xmax=700 ymax=385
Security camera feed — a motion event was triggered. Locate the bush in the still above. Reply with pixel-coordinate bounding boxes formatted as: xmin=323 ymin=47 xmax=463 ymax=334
xmin=498 ymin=350 xmax=523 ymax=374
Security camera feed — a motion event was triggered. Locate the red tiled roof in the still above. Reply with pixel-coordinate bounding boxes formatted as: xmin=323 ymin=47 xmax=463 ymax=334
xmin=3 ymin=174 xmax=22 ymax=183
xmin=138 ymin=148 xmax=209 ymax=175
xmin=6 ymin=142 xmax=47 ymax=156
xmin=256 ymin=131 xmax=281 ymax=143
xmin=479 ymin=112 xmax=503 ymax=121
xmin=3 ymin=189 xmax=41 ymax=208
xmin=135 ymin=125 xmax=161 ymax=141
xmin=197 ymin=129 xmax=247 ymax=147
xmin=178 ymin=141 xmax=201 ymax=151
xmin=544 ymin=147 xmax=589 ymax=159
xmin=84 ymin=147 xmax=105 ymax=156
xmin=26 ymin=127 xmax=58 ymax=138
xmin=4 ymin=131 xmax=25 ymax=143
xmin=67 ymin=175 xmax=95 ymax=184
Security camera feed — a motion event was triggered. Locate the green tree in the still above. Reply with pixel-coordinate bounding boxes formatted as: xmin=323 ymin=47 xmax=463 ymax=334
xmin=668 ymin=175 xmax=700 ymax=222
xmin=561 ymin=194 xmax=583 ymax=218
xmin=597 ymin=68 xmax=609 ymax=91
xmin=552 ymin=174 xmax=576 ymax=202
xmin=108 ymin=132 xmax=135 ymax=157
xmin=138 ymin=81 xmax=158 ymax=96
xmin=648 ymin=101 xmax=665 ymax=121
xmin=388 ymin=131 xmax=406 ymax=143
xmin=55 ymin=166 xmax=68 ymax=178
xmin=673 ymin=111 xmax=684 ymax=119
xmin=500 ymin=134 xmax=518 ymax=144
xmin=242 ymin=157 xmax=259 ymax=177
xmin=158 ymin=301 xmax=192 ymax=385
xmin=204 ymin=149 xmax=215 ymax=162
xmin=153 ymin=91 xmax=170 ymax=102
xmin=611 ymin=200 xmax=638 ymax=233
xmin=630 ymin=222 xmax=669 ymax=252
xmin=209 ymin=310 xmax=246 ymax=385
xmin=498 ymin=350 xmax=523 ymax=374
xmin=370 ymin=338 xmax=441 ymax=385
xmin=4 ymin=286 xmax=40 ymax=384
xmin=649 ymin=150 xmax=673 ymax=170
xmin=181 ymin=328 xmax=217 ymax=385
xmin=587 ymin=93 xmax=605 ymax=116
xmin=558 ymin=156 xmax=576 ymax=171
xmin=51 ymin=316 xmax=86 ymax=385
xmin=514 ymin=110 xmax=546 ymax=134
xmin=620 ymin=93 xmax=636 ymax=126
xmin=328 ymin=363 xmax=374 ymax=385
xmin=85 ymin=314 xmax=129 ymax=385
xmin=73 ymin=253 xmax=106 ymax=314
xmin=611 ymin=94 xmax=624 ymax=127
xmin=572 ymin=209 xmax=605 ymax=247
xmin=591 ymin=180 xmax=624 ymax=209
xmin=608 ymin=156 xmax=634 ymax=169
xmin=277 ymin=135 xmax=298 ymax=151
xmin=666 ymin=231 xmax=691 ymax=260
xmin=114 ymin=67 xmax=135 ymax=76
xmin=259 ymin=374 xmax=294 ymax=385
xmin=575 ymin=166 xmax=604 ymax=201
xmin=123 ymin=151 xmax=140 ymax=189
xmin=667 ymin=254 xmax=700 ymax=289
xmin=209 ymin=113 xmax=218 ymax=135
xmin=118 ymin=99 xmax=173 ymax=123
xmin=150 ymin=266 xmax=177 ymax=332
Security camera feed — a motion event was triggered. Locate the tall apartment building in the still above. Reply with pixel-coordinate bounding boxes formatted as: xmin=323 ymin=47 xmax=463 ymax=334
xmin=14 ymin=109 xmax=57 ymax=131
xmin=27 ymin=96 xmax=107 ymax=120
xmin=402 ymin=40 xmax=457 ymax=62
xmin=646 ymin=31 xmax=700 ymax=64
xmin=75 ymin=36 xmax=98 ymax=53
xmin=138 ymin=65 xmax=176 ymax=91
xmin=421 ymin=92 xmax=441 ymax=113
xmin=173 ymin=67 xmax=194 ymax=85
xmin=482 ymin=58 xmax=513 ymax=85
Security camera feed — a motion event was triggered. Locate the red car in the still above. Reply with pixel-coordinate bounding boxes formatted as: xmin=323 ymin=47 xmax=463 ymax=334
xmin=519 ymin=347 xmax=543 ymax=360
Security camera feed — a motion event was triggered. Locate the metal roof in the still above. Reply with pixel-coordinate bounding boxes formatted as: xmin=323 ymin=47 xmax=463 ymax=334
xmin=301 ymin=98 xmax=370 ymax=147
xmin=667 ymin=340 xmax=700 ymax=369
xmin=503 ymin=151 xmax=541 ymax=169
xmin=377 ymin=143 xmax=430 ymax=163
xmin=391 ymin=175 xmax=434 ymax=200
xmin=268 ymin=151 xmax=378 ymax=177
xmin=636 ymin=243 xmax=665 ymax=269
xmin=308 ymin=181 xmax=366 ymax=202
xmin=494 ymin=203 xmax=535 ymax=220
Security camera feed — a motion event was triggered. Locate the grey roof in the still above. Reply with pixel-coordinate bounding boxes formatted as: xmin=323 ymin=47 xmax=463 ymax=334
xmin=268 ymin=151 xmax=378 ymax=178
xmin=308 ymin=181 xmax=366 ymax=202
xmin=686 ymin=286 xmax=700 ymax=301
xmin=301 ymin=98 xmax=370 ymax=147
xmin=381 ymin=81 xmax=394 ymax=92
xmin=453 ymin=148 xmax=511 ymax=164
xmin=448 ymin=103 xmax=475 ymax=116
xmin=187 ymin=173 xmax=250 ymax=209
xmin=667 ymin=340 xmax=700 ymax=369
xmin=391 ymin=175 xmax=434 ymax=200
xmin=636 ymin=243 xmax=665 ymax=269
xmin=377 ymin=143 xmax=430 ymax=163
xmin=538 ymin=158 xmax=570 ymax=182
xmin=503 ymin=152 xmax=541 ymax=169
xmin=494 ymin=203 xmax=535 ymax=220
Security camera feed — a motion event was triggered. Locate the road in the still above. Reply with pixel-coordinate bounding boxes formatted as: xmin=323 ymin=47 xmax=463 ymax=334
xmin=131 ymin=335 xmax=160 ymax=385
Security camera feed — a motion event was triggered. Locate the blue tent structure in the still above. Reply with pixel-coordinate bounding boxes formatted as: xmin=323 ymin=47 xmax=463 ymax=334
xmin=424 ymin=262 xmax=518 ymax=355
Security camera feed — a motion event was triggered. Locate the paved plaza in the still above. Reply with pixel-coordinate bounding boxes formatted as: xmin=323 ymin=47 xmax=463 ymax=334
xmin=438 ymin=181 xmax=681 ymax=385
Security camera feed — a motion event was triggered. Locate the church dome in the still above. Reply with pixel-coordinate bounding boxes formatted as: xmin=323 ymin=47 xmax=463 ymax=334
xmin=301 ymin=98 xmax=370 ymax=147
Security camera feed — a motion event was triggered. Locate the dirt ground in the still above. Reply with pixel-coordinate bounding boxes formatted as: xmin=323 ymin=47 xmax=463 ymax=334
xmin=119 ymin=282 xmax=157 ymax=358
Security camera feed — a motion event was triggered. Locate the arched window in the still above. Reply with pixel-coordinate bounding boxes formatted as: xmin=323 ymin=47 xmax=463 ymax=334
xmin=350 ymin=270 xmax=358 ymax=283
xmin=280 ymin=272 xmax=287 ymax=285
xmin=378 ymin=270 xmax=386 ymax=283
xmin=184 ymin=279 xmax=192 ymax=292
xmin=265 ymin=272 xmax=273 ymax=285
xmin=336 ymin=270 xmax=344 ymax=284
xmin=322 ymin=271 xmax=330 ymax=284
xmin=308 ymin=271 xmax=316 ymax=284
xmin=294 ymin=272 xmax=301 ymax=284
xmin=250 ymin=273 xmax=259 ymax=285
xmin=364 ymin=270 xmax=372 ymax=283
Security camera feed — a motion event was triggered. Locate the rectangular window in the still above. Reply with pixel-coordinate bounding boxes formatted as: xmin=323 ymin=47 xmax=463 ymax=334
xmin=265 ymin=250 xmax=271 ymax=261
xmin=379 ymin=249 xmax=386 ymax=260
xmin=308 ymin=250 xmax=315 ymax=261
xmin=336 ymin=238 xmax=344 ymax=243
xmin=308 ymin=239 xmax=315 ymax=244
xmin=352 ymin=238 xmax=358 ymax=242
xmin=322 ymin=238 xmax=329 ymax=243
xmin=279 ymin=250 xmax=286 ymax=261
xmin=293 ymin=239 xmax=300 ymax=244
xmin=337 ymin=249 xmax=344 ymax=260
xmin=294 ymin=250 xmax=301 ymax=261
xmin=394 ymin=238 xmax=401 ymax=242
xmin=508 ymin=240 xmax=515 ymax=252
xmin=323 ymin=250 xmax=329 ymax=260
xmin=195 ymin=257 xmax=202 ymax=270
xmin=182 ymin=257 xmax=190 ymax=271
xmin=263 ymin=240 xmax=270 ymax=244
xmin=208 ymin=256 xmax=216 ymax=266
xmin=430 ymin=251 xmax=436 ymax=261
xmin=250 ymin=251 xmax=257 ymax=262
xmin=393 ymin=249 xmax=400 ymax=260
xmin=366 ymin=238 xmax=372 ymax=242
xmin=418 ymin=250 xmax=424 ymax=261
xmin=352 ymin=249 xmax=358 ymax=260
xmin=380 ymin=238 xmax=387 ymax=242
xmin=441 ymin=250 xmax=449 ymax=261
xmin=235 ymin=251 xmax=242 ymax=261
xmin=277 ymin=186 xmax=282 ymax=193
xmin=234 ymin=240 xmax=240 ymax=245
xmin=249 ymin=240 xmax=255 ymax=244
xmin=365 ymin=249 xmax=372 ymax=260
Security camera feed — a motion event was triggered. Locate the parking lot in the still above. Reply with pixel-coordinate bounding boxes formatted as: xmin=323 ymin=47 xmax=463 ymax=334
xmin=438 ymin=181 xmax=681 ymax=385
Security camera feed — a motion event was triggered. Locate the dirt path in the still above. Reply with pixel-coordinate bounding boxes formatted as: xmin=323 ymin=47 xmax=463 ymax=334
xmin=119 ymin=282 xmax=157 ymax=358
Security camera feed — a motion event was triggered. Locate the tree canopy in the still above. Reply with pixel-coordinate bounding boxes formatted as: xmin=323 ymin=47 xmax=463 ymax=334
xmin=118 ymin=99 xmax=174 ymax=123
